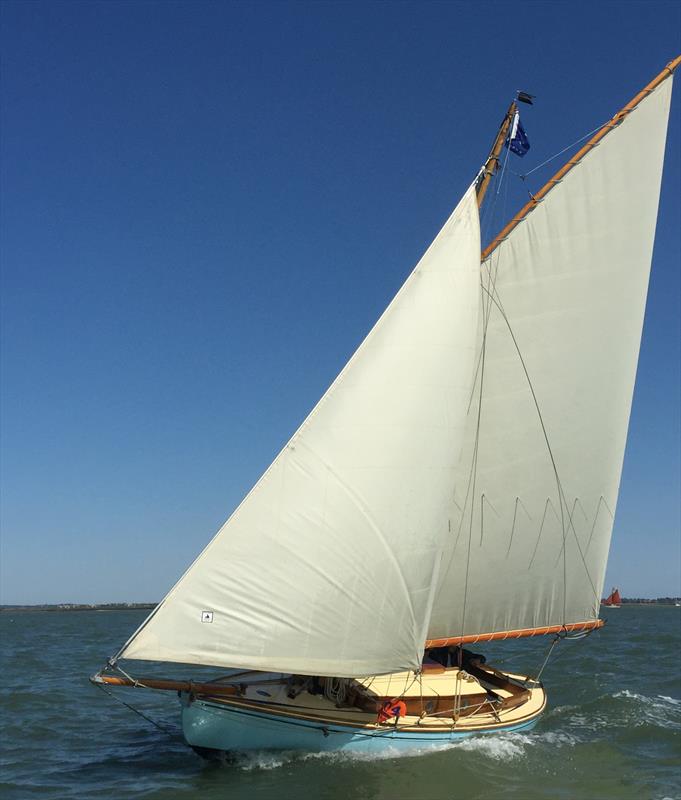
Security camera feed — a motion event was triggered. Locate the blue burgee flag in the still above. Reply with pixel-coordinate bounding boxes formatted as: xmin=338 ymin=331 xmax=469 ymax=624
xmin=507 ymin=112 xmax=530 ymax=157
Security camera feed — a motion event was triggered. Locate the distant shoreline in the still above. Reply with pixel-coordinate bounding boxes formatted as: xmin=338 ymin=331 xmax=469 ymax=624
xmin=0 ymin=603 xmax=158 ymax=612
xmin=605 ymin=601 xmax=681 ymax=606
xmin=1 ymin=599 xmax=679 ymax=612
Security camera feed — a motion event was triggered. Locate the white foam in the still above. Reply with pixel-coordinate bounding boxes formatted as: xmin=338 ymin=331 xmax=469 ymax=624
xmin=233 ymin=751 xmax=289 ymax=771
xmin=535 ymin=731 xmax=579 ymax=747
xmin=613 ymin=689 xmax=645 ymax=700
xmin=614 ymin=689 xmax=681 ymax=711
xmin=605 ymin=689 xmax=681 ymax=731
xmin=229 ymin=728 xmax=581 ymax=772
xmin=547 ymin=703 xmax=578 ymax=716
xmin=452 ymin=733 xmax=530 ymax=760
xmin=657 ymin=695 xmax=681 ymax=706
xmin=302 ymin=742 xmax=455 ymax=764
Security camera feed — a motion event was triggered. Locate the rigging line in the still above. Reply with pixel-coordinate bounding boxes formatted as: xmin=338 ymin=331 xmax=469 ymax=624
xmin=458 ymin=301 xmax=487 ymax=637
xmin=458 ymin=248 xmax=499 ymax=557
xmin=500 ymin=143 xmax=513 ymax=256
xmin=481 ymin=280 xmax=567 ymax=619
xmin=447 ymin=142 xmax=514 ymax=633
xmin=549 ymin=491 xmax=602 ymax=605
xmin=447 ymin=278 xmax=498 ymax=560
xmin=491 ymin=130 xmax=514 ymax=247
xmin=457 ymin=143 xmax=513 ymax=636
xmin=528 ymin=500 xmax=549 ymax=570
xmin=558 ymin=490 xmax=599 ymax=606
xmin=585 ymin=495 xmax=615 ymax=554
xmin=372 ymin=671 xmax=420 ymax=712
xmin=528 ymin=498 xmax=562 ymax=570
xmin=466 ymin=136 xmax=514 ymax=419
xmin=466 ymin=140 xmax=515 ymax=411
xmin=482 ymin=145 xmax=513 ymax=322
xmin=553 ymin=497 xmax=589 ymax=569
xmin=513 ymin=121 xmax=609 ymax=181
xmin=451 ymin=185 xmax=508 ymax=553
xmin=458 ymin=192 xmax=507 ymax=629
xmin=480 ymin=494 xmax=500 ymax=546
xmin=480 ymin=134 xmax=514 ymax=253
xmin=452 ymin=445 xmax=475 ymax=552
xmin=552 ymin=498 xmax=582 ymax=569
xmin=529 ymin=634 xmax=561 ymax=685
xmin=482 ymin=286 xmax=601 ymax=607
xmin=583 ymin=497 xmax=604 ymax=556
xmin=508 ymin=498 xmax=519 ymax=556
xmin=486 ymin=283 xmax=599 ymax=605
xmin=530 ymin=627 xmax=597 ymax=682
xmin=94 ymin=682 xmax=179 ymax=737
xmin=551 ymin=486 xmax=599 ymax=602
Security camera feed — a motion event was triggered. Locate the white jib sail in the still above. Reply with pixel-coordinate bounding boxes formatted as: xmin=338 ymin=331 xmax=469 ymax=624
xmin=428 ymin=77 xmax=674 ymax=642
xmin=119 ymin=184 xmax=481 ymax=676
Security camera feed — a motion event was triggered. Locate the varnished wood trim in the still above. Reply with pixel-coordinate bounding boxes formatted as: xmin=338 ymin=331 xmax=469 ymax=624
xmin=91 ymin=673 xmax=239 ymax=696
xmin=424 ymin=618 xmax=604 ymax=648
xmin=476 ymin=100 xmax=517 ymax=208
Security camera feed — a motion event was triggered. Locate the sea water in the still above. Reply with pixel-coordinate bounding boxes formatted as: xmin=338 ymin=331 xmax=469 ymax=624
xmin=1 ymin=606 xmax=679 ymax=799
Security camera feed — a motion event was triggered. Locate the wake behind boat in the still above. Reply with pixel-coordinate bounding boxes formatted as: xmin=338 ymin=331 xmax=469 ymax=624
xmin=92 ymin=56 xmax=679 ymax=756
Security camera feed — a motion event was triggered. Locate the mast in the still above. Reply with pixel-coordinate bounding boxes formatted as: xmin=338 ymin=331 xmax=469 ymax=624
xmin=481 ymin=56 xmax=681 ymax=261
xmin=475 ymin=100 xmax=517 ymax=208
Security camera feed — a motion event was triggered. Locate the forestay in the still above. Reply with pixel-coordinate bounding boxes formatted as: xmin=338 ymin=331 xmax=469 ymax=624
xmin=427 ymin=78 xmax=673 ymax=642
xmin=118 ymin=185 xmax=481 ymax=676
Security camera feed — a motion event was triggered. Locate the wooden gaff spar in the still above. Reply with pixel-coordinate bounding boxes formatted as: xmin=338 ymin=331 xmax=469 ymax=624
xmin=92 ymin=57 xmax=679 ymax=756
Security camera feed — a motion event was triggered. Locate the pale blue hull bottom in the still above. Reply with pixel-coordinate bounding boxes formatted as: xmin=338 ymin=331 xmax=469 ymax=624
xmin=180 ymin=696 xmax=542 ymax=755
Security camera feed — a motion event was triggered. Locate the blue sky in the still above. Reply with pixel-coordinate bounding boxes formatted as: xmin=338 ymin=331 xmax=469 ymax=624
xmin=1 ymin=0 xmax=679 ymax=604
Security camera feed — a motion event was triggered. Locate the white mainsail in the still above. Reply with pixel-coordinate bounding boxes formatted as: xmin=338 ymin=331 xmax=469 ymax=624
xmin=118 ymin=184 xmax=482 ymax=676
xmin=427 ymin=77 xmax=673 ymax=642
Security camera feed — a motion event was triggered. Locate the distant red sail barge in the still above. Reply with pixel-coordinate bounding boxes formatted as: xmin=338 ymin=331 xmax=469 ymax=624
xmin=602 ymin=588 xmax=622 ymax=608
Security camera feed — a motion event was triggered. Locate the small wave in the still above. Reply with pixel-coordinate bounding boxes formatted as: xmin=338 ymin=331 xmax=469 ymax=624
xmin=657 ymin=695 xmax=681 ymax=706
xmin=456 ymin=729 xmax=578 ymax=758
xmin=229 ymin=729 xmax=579 ymax=771
xmin=303 ymin=742 xmax=456 ymax=764
xmin=613 ymin=689 xmax=646 ymax=701
xmin=232 ymin=751 xmax=290 ymax=771
xmin=558 ymin=689 xmax=681 ymax=733
xmin=453 ymin=733 xmax=530 ymax=760
xmin=613 ymin=689 xmax=681 ymax=713
xmin=534 ymin=731 xmax=578 ymax=747
xmin=544 ymin=703 xmax=578 ymax=718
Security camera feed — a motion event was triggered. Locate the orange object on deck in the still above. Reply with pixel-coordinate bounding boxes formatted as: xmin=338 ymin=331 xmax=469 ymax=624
xmin=377 ymin=699 xmax=408 ymax=723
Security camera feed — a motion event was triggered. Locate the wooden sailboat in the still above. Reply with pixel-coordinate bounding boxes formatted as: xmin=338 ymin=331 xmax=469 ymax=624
xmin=92 ymin=57 xmax=679 ymax=756
xmin=602 ymin=588 xmax=622 ymax=608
